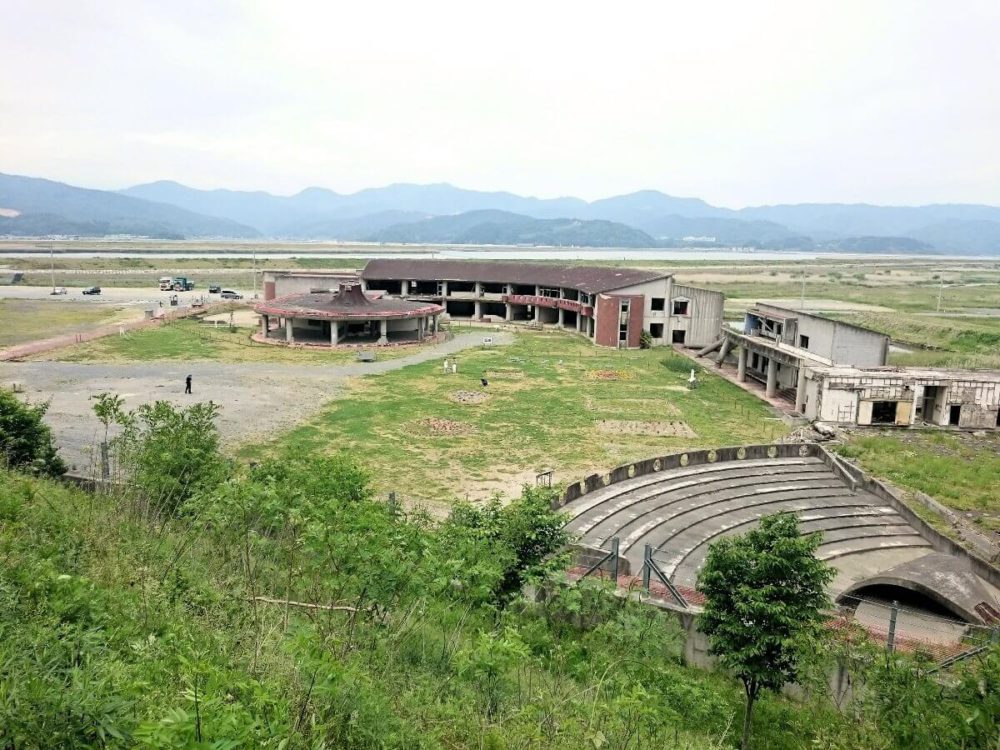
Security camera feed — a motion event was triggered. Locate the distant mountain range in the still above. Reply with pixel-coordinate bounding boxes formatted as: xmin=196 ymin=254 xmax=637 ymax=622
xmin=1 ymin=171 xmax=999 ymax=253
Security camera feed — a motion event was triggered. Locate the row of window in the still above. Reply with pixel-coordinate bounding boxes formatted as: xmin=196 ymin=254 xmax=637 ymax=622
xmin=650 ymin=297 xmax=689 ymax=315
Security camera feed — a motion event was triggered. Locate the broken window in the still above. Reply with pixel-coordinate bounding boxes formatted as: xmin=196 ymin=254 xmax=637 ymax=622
xmin=672 ymin=299 xmax=689 ymax=316
xmin=799 ymin=334 xmax=810 ymax=348
xmin=950 ymin=404 xmax=962 ymax=425
xmin=651 ymin=297 xmax=665 ymax=311
xmin=649 ymin=323 xmax=664 ymax=338
xmin=672 ymin=329 xmax=687 ymax=344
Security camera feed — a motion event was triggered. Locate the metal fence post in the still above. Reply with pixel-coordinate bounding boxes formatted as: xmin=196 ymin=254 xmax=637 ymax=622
xmin=887 ymin=601 xmax=899 ymax=654
xmin=642 ymin=544 xmax=651 ymax=591
xmin=100 ymin=441 xmax=109 ymax=481
xmin=610 ymin=537 xmax=619 ymax=582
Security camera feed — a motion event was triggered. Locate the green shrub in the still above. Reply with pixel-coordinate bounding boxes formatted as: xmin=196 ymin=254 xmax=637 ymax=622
xmin=0 ymin=389 xmax=66 ymax=476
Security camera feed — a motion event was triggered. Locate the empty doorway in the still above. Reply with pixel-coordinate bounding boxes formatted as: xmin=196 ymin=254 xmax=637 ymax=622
xmin=949 ymin=404 xmax=962 ymax=426
xmin=871 ymin=401 xmax=897 ymax=424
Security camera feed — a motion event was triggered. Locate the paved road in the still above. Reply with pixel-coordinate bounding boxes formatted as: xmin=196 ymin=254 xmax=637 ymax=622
xmin=0 ymin=284 xmax=252 ymax=307
xmin=0 ymin=331 xmax=512 ymax=472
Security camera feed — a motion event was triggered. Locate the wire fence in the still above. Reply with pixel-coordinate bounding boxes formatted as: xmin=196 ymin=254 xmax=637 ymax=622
xmin=570 ymin=537 xmax=998 ymax=666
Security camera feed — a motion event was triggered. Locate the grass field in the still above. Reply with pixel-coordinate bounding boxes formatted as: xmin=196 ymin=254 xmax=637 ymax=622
xmin=0 ymin=298 xmax=135 ymax=347
xmin=240 ymin=330 xmax=788 ymax=502
xmin=838 ymin=430 xmax=1000 ymax=535
xmin=30 ymin=318 xmax=425 ymax=364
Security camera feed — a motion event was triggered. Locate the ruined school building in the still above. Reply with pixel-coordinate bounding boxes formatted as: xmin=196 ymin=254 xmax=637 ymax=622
xmin=264 ymin=259 xmax=724 ymax=349
xmin=715 ymin=303 xmax=1000 ymax=429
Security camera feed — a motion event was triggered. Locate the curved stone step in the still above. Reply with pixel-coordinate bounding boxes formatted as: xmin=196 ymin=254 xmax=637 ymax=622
xmin=562 ymin=457 xmax=825 ymax=522
xmin=569 ymin=470 xmax=843 ymax=539
xmin=818 ymin=535 xmax=932 ymax=562
xmin=647 ymin=500 xmax=899 ymax=578
xmin=615 ymin=487 xmax=868 ymax=554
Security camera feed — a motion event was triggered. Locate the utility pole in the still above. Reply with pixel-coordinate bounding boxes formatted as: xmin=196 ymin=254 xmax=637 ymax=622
xmin=800 ymin=271 xmax=806 ymax=310
xmin=50 ymin=246 xmax=55 ymax=293
xmin=252 ymin=248 xmax=257 ymax=298
xmin=937 ymin=277 xmax=944 ymax=312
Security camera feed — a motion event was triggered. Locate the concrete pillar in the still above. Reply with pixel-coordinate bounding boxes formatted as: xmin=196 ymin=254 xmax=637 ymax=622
xmin=716 ymin=338 xmax=732 ymax=367
xmin=474 ymin=281 xmax=482 ymax=297
xmin=432 ymin=315 xmax=438 ymax=335
xmin=766 ymin=358 xmax=778 ymax=398
xmin=285 ymin=317 xmax=294 ymax=343
xmin=534 ymin=305 xmax=541 ymax=323
xmin=378 ymin=319 xmax=388 ymax=345
xmin=441 ymin=281 xmax=448 ymax=297
xmin=401 ymin=280 xmax=409 ymax=295
xmin=558 ymin=307 xmax=565 ymax=327
xmin=737 ymin=346 xmax=747 ymax=382
xmin=475 ymin=300 xmax=483 ymax=319
xmin=416 ymin=317 xmax=424 ymax=341
xmin=261 ymin=314 xmax=268 ymax=337
xmin=576 ymin=313 xmax=583 ymax=333
xmin=795 ymin=365 xmax=807 ymax=412
xmin=665 ymin=276 xmax=674 ymax=343
xmin=330 ymin=321 xmax=339 ymax=346
xmin=505 ymin=303 xmax=512 ymax=321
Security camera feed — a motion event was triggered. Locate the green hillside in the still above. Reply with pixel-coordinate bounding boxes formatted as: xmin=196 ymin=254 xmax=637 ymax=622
xmin=1 ymin=459 xmax=995 ymax=748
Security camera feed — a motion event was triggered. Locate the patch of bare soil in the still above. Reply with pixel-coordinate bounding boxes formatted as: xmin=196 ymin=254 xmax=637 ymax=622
xmin=485 ymin=367 xmax=525 ymax=379
xmin=596 ymin=419 xmax=697 ymax=437
xmin=414 ymin=417 xmax=476 ymax=436
xmin=587 ymin=369 xmax=635 ymax=381
xmin=585 ymin=396 xmax=681 ymax=416
xmin=450 ymin=389 xmax=490 ymax=404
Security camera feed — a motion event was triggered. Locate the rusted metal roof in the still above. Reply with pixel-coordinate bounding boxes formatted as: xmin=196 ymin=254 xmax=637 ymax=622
xmin=361 ymin=259 xmax=668 ymax=294
xmin=255 ymin=283 xmax=443 ymax=320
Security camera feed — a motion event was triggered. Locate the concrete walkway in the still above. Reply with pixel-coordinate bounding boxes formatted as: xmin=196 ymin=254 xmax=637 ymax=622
xmin=0 ymin=331 xmax=512 ymax=471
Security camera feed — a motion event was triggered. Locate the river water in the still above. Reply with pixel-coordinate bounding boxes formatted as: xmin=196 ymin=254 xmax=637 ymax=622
xmin=0 ymin=247 xmax=982 ymax=262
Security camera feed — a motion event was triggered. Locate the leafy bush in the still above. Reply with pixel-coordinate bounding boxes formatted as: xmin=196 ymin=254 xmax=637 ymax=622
xmin=109 ymin=400 xmax=229 ymax=515
xmin=0 ymin=389 xmax=66 ymax=476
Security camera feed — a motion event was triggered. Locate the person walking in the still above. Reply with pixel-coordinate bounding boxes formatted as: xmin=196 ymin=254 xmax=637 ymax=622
xmin=184 ymin=374 xmax=192 ymax=394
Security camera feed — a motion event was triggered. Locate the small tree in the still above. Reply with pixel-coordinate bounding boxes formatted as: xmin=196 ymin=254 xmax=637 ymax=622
xmin=0 ymin=389 xmax=66 ymax=476
xmin=113 ymin=400 xmax=228 ymax=516
xmin=697 ymin=513 xmax=834 ymax=750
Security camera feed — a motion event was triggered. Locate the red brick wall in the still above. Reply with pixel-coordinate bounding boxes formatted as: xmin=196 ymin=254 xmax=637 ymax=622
xmin=627 ymin=294 xmax=644 ymax=347
xmin=594 ymin=295 xmax=618 ymax=346
xmin=594 ymin=294 xmax=645 ymax=347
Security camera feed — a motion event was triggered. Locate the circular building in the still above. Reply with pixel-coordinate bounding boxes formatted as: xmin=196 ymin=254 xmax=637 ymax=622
xmin=254 ymin=283 xmax=444 ymax=347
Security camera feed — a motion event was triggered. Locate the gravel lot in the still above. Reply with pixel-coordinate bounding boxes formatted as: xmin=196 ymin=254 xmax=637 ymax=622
xmin=0 ymin=332 xmax=511 ymax=472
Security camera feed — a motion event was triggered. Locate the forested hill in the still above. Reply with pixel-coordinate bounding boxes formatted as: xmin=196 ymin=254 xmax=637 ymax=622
xmin=0 ymin=173 xmax=260 ymax=239
xmin=367 ymin=210 xmax=659 ymax=247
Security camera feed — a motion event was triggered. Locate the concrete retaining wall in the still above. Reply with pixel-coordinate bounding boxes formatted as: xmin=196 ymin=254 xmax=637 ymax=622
xmin=817 ymin=447 xmax=1000 ymax=591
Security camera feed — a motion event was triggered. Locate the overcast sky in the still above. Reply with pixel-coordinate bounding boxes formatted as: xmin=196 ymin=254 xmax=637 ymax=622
xmin=2 ymin=0 xmax=998 ymax=207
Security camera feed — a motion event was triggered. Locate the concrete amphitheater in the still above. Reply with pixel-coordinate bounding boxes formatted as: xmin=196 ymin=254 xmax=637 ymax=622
xmin=560 ymin=443 xmax=1000 ymax=630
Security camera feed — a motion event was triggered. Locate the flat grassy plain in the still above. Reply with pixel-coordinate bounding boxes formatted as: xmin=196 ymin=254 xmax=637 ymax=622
xmin=838 ymin=430 xmax=1000 ymax=536
xmin=241 ymin=330 xmax=788 ymax=502
xmin=0 ymin=298 xmax=134 ymax=348
xmin=31 ymin=318 xmax=421 ymax=364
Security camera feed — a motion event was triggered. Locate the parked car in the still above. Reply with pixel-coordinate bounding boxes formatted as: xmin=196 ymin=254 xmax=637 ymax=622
xmin=220 ymin=290 xmax=243 ymax=300
xmin=82 ymin=286 xmax=101 ymax=295
xmin=208 ymin=284 xmax=222 ymax=294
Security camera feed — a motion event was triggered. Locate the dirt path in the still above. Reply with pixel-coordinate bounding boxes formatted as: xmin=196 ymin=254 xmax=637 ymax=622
xmin=0 ymin=332 xmax=512 ymax=472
